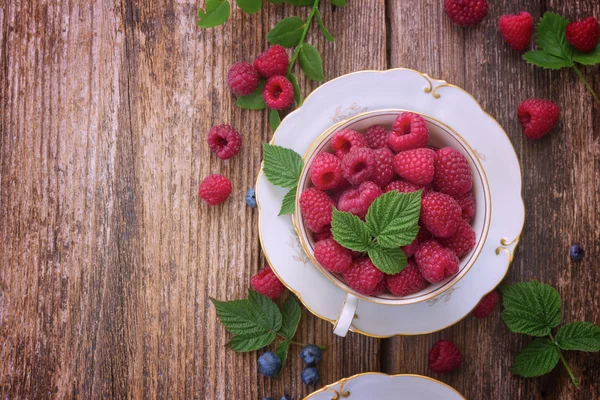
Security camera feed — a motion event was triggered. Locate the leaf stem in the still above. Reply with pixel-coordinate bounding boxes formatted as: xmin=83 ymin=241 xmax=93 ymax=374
xmin=549 ymin=333 xmax=579 ymax=388
xmin=573 ymin=65 xmax=600 ymax=107
xmin=277 ymin=335 xmax=327 ymax=350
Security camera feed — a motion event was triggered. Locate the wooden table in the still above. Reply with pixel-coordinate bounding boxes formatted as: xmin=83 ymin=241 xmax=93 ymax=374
xmin=1 ymin=1 xmax=599 ymax=399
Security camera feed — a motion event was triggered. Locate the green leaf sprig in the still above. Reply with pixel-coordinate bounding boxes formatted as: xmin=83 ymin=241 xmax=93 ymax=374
xmin=331 ymin=190 xmax=422 ymax=274
xmin=523 ymin=12 xmax=600 ymax=107
xmin=212 ymin=290 xmax=325 ymax=372
xmin=501 ymin=281 xmax=600 ymax=387
xmin=262 ymin=143 xmax=304 ymax=215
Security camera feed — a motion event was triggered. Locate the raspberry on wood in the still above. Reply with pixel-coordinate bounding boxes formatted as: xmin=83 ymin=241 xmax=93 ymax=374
xmin=254 ymin=45 xmax=289 ymax=78
xmin=251 ymin=266 xmax=285 ymax=299
xmin=517 ymin=99 xmax=560 ymax=140
xmin=207 ymin=124 xmax=242 ymax=160
xmin=199 ymin=174 xmax=232 ymax=205
xmin=227 ymin=62 xmax=259 ymax=96
xmin=498 ymin=12 xmax=533 ymax=51
xmin=566 ymin=16 xmax=600 ymax=53
xmin=263 ymin=75 xmax=294 ymax=110
xmin=444 ymin=0 xmax=488 ymax=28
xmin=429 ymin=340 xmax=463 ymax=373
xmin=472 ymin=290 xmax=499 ymax=318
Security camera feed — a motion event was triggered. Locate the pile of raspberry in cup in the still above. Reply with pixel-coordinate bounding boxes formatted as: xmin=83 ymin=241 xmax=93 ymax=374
xmin=299 ymin=112 xmax=477 ymax=298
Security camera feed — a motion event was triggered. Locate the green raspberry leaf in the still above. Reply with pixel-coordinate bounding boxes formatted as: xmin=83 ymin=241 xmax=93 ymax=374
xmin=367 ymin=245 xmax=407 ymax=275
xmin=330 ymin=0 xmax=347 ymax=5
xmin=331 ymin=208 xmax=371 ymax=252
xmin=278 ymin=295 xmax=301 ymax=340
xmin=535 ymin=12 xmax=574 ymax=61
xmin=275 ymin=340 xmax=291 ymax=371
xmin=278 ymin=188 xmax=297 ymax=216
xmin=315 ymin=9 xmax=335 ymax=42
xmin=236 ymin=80 xmax=266 ymax=110
xmin=572 ymin=42 xmax=600 ymax=65
xmin=298 ymin=43 xmax=325 ymax=81
xmin=227 ymin=331 xmax=277 ymax=352
xmin=556 ymin=322 xmax=600 ymax=352
xmin=523 ymin=50 xmax=574 ymax=70
xmin=512 ymin=338 xmax=560 ymax=377
xmin=269 ymin=108 xmax=281 ymax=132
xmin=262 ymin=143 xmax=304 ymax=189
xmin=501 ymin=281 xmax=561 ymax=337
xmin=198 ymin=0 xmax=231 ymax=29
xmin=365 ymin=190 xmax=421 ymax=248
xmin=287 ymin=73 xmax=303 ymax=106
xmin=235 ymin=0 xmax=261 ymax=13
xmin=267 ymin=17 xmax=305 ymax=48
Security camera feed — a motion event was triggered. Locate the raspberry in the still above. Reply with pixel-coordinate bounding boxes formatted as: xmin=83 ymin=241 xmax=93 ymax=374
xmin=415 ymin=240 xmax=459 ymax=283
xmin=226 ymin=62 xmax=259 ymax=96
xmin=387 ymin=260 xmax=428 ymax=296
xmin=300 ymin=188 xmax=334 ymax=233
xmin=331 ymin=129 xmax=368 ymax=158
xmin=517 ymin=99 xmax=560 ymax=139
xmin=429 ymin=340 xmax=463 ymax=373
xmin=438 ymin=219 xmax=476 ymax=258
xmin=402 ymin=239 xmax=419 ymax=258
xmin=207 ymin=124 xmax=242 ymax=160
xmin=254 ymin=45 xmax=289 ymax=78
xmin=444 ymin=0 xmax=487 ymax=27
xmin=433 ymin=147 xmax=473 ymax=197
xmin=313 ymin=225 xmax=332 ymax=242
xmin=338 ymin=181 xmax=383 ymax=219
xmin=309 ymin=152 xmax=346 ymax=191
xmin=341 ymin=148 xmax=376 ymax=185
xmin=388 ymin=112 xmax=429 ymax=153
xmin=393 ymin=148 xmax=435 ymax=186
xmin=566 ymin=16 xmax=599 ymax=53
xmin=454 ymin=191 xmax=476 ymax=222
xmin=251 ymin=266 xmax=285 ymax=299
xmin=420 ymin=192 xmax=462 ymax=238
xmin=263 ymin=76 xmax=294 ymax=110
xmin=498 ymin=12 xmax=533 ymax=51
xmin=342 ymin=258 xmax=384 ymax=295
xmin=314 ymin=238 xmax=353 ymax=273
xmin=199 ymin=174 xmax=232 ymax=205
xmin=472 ymin=290 xmax=499 ymax=318
xmin=384 ymin=179 xmax=422 ymax=194
xmin=372 ymin=148 xmax=396 ymax=187
xmin=371 ymin=275 xmax=387 ymax=296
xmin=364 ymin=124 xmax=390 ymax=149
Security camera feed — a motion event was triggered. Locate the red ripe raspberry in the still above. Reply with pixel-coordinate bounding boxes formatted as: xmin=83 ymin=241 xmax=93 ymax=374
xmin=251 ymin=266 xmax=285 ymax=299
xmin=402 ymin=239 xmax=419 ymax=258
xmin=517 ymin=99 xmax=560 ymax=139
xmin=338 ymin=181 xmax=383 ymax=219
xmin=498 ymin=12 xmax=533 ymax=51
xmin=454 ymin=191 xmax=476 ymax=222
xmin=438 ymin=219 xmax=476 ymax=258
xmin=472 ymin=290 xmax=500 ymax=318
xmin=416 ymin=226 xmax=434 ymax=242
xmin=254 ymin=45 xmax=289 ymax=78
xmin=226 ymin=62 xmax=259 ymax=96
xmin=420 ymin=192 xmax=462 ymax=238
xmin=384 ymin=179 xmax=422 ymax=194
xmin=389 ymin=112 xmax=429 ymax=153
xmin=433 ymin=147 xmax=473 ymax=197
xmin=300 ymin=188 xmax=334 ymax=233
xmin=566 ymin=16 xmax=599 ymax=53
xmin=199 ymin=174 xmax=232 ymax=205
xmin=207 ymin=124 xmax=242 ymax=160
xmin=313 ymin=225 xmax=332 ymax=242
xmin=263 ymin=76 xmax=294 ymax=110
xmin=309 ymin=152 xmax=346 ymax=191
xmin=387 ymin=260 xmax=428 ymax=296
xmin=331 ymin=129 xmax=368 ymax=158
xmin=341 ymin=148 xmax=376 ymax=185
xmin=372 ymin=148 xmax=396 ymax=187
xmin=371 ymin=275 xmax=387 ymax=296
xmin=364 ymin=125 xmax=390 ymax=149
xmin=429 ymin=340 xmax=463 ymax=373
xmin=444 ymin=0 xmax=487 ymax=28
xmin=415 ymin=240 xmax=459 ymax=283
xmin=342 ymin=258 xmax=384 ymax=295
xmin=393 ymin=148 xmax=435 ymax=186
xmin=314 ymin=238 xmax=353 ymax=273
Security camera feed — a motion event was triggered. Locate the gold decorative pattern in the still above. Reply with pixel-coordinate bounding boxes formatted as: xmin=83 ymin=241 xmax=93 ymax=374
xmin=421 ymin=74 xmax=434 ymax=94
xmin=288 ymin=229 xmax=309 ymax=264
xmin=331 ymin=103 xmax=368 ymax=123
xmin=426 ymin=286 xmax=458 ymax=307
xmin=495 ymin=236 xmax=520 ymax=263
xmin=473 ymin=148 xmax=487 ymax=161
xmin=431 ymin=83 xmax=453 ymax=99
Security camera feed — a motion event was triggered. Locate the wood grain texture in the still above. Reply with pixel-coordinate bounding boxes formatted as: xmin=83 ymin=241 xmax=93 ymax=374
xmin=385 ymin=1 xmax=600 ymax=399
xmin=1 ymin=0 xmax=599 ymax=399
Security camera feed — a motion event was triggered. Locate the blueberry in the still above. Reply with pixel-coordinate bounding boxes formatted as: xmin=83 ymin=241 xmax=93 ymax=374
xmin=301 ymin=367 xmax=320 ymax=385
xmin=257 ymin=351 xmax=282 ymax=377
xmin=300 ymin=345 xmax=322 ymax=365
xmin=246 ymin=188 xmax=257 ymax=208
xmin=263 ymin=398 xmax=273 ymax=400
xmin=280 ymin=395 xmax=292 ymax=400
xmin=570 ymin=244 xmax=584 ymax=261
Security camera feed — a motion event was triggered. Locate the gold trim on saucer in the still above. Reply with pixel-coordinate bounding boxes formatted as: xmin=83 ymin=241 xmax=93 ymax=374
xmin=303 ymin=373 xmax=466 ymax=400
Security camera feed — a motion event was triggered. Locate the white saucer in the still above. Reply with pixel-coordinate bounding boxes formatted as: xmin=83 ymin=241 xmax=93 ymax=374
xmin=256 ymin=68 xmax=525 ymax=337
xmin=304 ymin=373 xmax=465 ymax=400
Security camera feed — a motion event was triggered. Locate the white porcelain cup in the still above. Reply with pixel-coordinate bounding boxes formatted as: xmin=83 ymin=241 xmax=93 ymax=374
xmin=294 ymin=109 xmax=491 ymax=337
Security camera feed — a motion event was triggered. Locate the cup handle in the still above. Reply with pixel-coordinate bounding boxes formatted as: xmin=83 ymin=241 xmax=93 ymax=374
xmin=333 ymin=294 xmax=359 ymax=337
